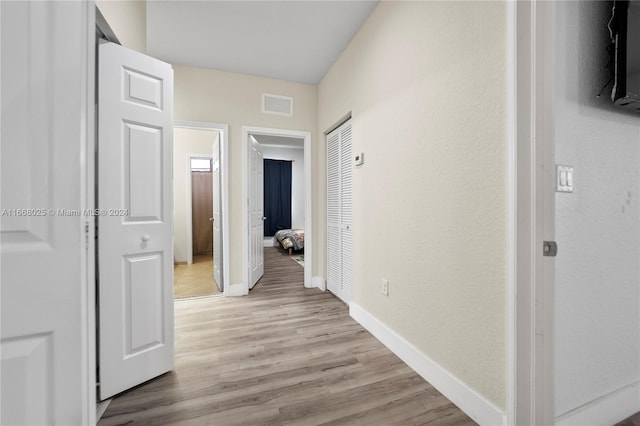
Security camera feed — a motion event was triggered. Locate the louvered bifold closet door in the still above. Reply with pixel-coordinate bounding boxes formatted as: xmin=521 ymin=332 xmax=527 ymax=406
xmin=326 ymin=130 xmax=342 ymax=298
xmin=326 ymin=120 xmax=352 ymax=303
xmin=339 ymin=124 xmax=353 ymax=303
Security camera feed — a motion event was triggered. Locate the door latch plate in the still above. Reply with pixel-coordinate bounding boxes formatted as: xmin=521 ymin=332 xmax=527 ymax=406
xmin=543 ymin=241 xmax=558 ymax=257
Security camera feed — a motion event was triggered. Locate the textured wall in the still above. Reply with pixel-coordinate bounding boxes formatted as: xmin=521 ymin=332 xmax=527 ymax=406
xmin=173 ymin=65 xmax=317 ymax=285
xmin=554 ymin=1 xmax=640 ymax=418
xmin=172 ymin=128 xmax=218 ymax=263
xmin=317 ymin=1 xmax=508 ymax=409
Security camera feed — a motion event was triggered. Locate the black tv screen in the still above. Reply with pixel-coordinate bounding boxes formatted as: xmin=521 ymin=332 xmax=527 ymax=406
xmin=612 ymin=0 xmax=640 ymax=112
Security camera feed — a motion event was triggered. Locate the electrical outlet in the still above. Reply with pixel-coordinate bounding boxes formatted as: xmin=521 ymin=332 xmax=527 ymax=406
xmin=381 ymin=278 xmax=389 ymax=297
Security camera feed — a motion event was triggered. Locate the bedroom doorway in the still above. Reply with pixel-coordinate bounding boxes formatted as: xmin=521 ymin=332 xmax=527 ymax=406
xmin=242 ymin=127 xmax=313 ymax=293
xmin=174 ymin=121 xmax=230 ymax=297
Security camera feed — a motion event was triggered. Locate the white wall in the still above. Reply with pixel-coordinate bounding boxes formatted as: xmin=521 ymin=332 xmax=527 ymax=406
xmin=317 ymin=1 xmax=508 ymax=411
xmin=96 ymin=0 xmax=146 ymax=53
xmin=173 ymin=128 xmax=218 ymax=263
xmin=173 ymin=65 xmax=317 ymax=285
xmin=261 ymin=144 xmax=305 ymax=231
xmin=554 ymin=1 xmax=640 ymax=422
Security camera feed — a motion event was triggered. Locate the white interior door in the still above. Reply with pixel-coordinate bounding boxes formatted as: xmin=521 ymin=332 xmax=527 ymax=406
xmin=98 ymin=42 xmax=174 ymax=400
xmin=249 ymin=136 xmax=264 ymax=288
xmin=212 ymin=135 xmax=223 ymax=291
xmin=326 ymin=121 xmax=352 ymax=303
xmin=1 ymin=2 xmax=93 ymax=424
xmin=326 ymin=130 xmax=342 ymax=298
xmin=339 ymin=124 xmax=353 ymax=303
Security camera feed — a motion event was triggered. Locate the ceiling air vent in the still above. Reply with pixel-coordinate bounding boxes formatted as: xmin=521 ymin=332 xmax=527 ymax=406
xmin=262 ymin=93 xmax=293 ymax=116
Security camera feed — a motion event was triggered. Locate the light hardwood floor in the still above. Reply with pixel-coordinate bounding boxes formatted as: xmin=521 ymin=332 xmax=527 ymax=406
xmin=99 ymin=247 xmax=476 ymax=425
xmin=174 ymin=254 xmax=218 ymax=299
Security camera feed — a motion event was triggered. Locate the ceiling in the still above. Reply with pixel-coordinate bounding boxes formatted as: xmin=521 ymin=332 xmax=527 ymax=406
xmin=146 ymin=1 xmax=379 ymax=85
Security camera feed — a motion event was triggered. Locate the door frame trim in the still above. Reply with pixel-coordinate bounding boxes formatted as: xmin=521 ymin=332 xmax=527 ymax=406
xmin=509 ymin=1 xmax=555 ymax=424
xmin=84 ymin=1 xmax=97 ymax=423
xmin=174 ymin=121 xmax=231 ymax=297
xmin=242 ymin=126 xmax=313 ymax=295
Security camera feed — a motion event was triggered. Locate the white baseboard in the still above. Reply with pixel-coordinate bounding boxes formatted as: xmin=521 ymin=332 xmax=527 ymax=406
xmin=312 ymin=276 xmax=325 ymax=291
xmin=349 ymin=303 xmax=506 ymax=426
xmin=263 ymin=238 xmax=275 ymax=247
xmin=556 ymin=380 xmax=640 ymax=426
xmin=226 ymin=283 xmax=247 ymax=297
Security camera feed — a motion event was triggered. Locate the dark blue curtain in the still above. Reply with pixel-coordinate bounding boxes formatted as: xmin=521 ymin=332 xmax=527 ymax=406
xmin=263 ymin=159 xmax=292 ymax=236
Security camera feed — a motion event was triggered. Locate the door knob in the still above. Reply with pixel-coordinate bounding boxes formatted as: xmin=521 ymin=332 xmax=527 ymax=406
xmin=262 ymin=216 xmax=267 ymax=221
xmin=209 ymin=217 xmax=214 ymax=222
xmin=141 ymin=234 xmax=151 ymax=242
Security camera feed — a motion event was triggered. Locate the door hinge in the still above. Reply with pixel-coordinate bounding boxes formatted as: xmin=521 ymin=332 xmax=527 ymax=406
xmin=543 ymin=241 xmax=558 ymax=257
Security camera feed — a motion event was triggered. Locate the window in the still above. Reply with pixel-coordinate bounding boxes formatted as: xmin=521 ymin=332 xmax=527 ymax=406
xmin=190 ymin=158 xmax=212 ymax=172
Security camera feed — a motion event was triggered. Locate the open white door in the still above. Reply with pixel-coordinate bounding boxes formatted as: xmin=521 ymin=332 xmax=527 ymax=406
xmin=98 ymin=42 xmax=174 ymax=400
xmin=1 ymin=2 xmax=94 ymax=424
xmin=249 ymin=136 xmax=264 ymax=289
xmin=212 ymin=134 xmax=223 ymax=291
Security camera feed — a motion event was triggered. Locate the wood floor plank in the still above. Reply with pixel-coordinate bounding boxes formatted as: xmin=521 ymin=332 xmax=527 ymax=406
xmin=99 ymin=247 xmax=476 ymax=425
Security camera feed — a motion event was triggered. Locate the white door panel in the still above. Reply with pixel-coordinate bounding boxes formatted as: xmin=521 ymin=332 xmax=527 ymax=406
xmin=98 ymin=42 xmax=174 ymax=400
xmin=326 ymin=121 xmax=352 ymax=303
xmin=326 ymin=130 xmax=341 ymax=297
xmin=1 ymin=1 xmax=93 ymax=424
xmin=213 ymin=135 xmax=223 ymax=290
xmin=249 ymin=137 xmax=264 ymax=288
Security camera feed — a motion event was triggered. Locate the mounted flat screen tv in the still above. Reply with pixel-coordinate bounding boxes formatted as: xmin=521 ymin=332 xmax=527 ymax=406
xmin=611 ymin=0 xmax=640 ymax=112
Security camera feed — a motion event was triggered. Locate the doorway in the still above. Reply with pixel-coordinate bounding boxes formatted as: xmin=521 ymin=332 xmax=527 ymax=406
xmin=173 ymin=121 xmax=230 ymax=297
xmin=174 ymin=154 xmax=217 ymax=299
xmin=242 ymin=126 xmax=313 ymax=294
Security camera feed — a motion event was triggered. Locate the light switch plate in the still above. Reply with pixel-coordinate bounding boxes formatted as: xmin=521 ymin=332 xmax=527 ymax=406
xmin=381 ymin=278 xmax=389 ymax=297
xmin=354 ymin=152 xmax=364 ymax=166
xmin=556 ymin=165 xmax=574 ymax=193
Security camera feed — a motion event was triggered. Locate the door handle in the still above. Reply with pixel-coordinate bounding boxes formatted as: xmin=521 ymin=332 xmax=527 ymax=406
xmin=209 ymin=217 xmax=214 ymax=222
xmin=141 ymin=234 xmax=151 ymax=242
xmin=262 ymin=216 xmax=267 ymax=221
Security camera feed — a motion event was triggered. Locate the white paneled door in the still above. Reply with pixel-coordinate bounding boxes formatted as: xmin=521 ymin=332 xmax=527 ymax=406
xmin=1 ymin=1 xmax=93 ymax=424
xmin=249 ymin=137 xmax=265 ymax=289
xmin=98 ymin=42 xmax=174 ymax=400
xmin=326 ymin=121 xmax=353 ymax=303
xmin=212 ymin=135 xmax=223 ymax=291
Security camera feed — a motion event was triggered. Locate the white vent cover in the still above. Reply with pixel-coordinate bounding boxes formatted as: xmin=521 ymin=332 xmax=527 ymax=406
xmin=262 ymin=93 xmax=293 ymax=116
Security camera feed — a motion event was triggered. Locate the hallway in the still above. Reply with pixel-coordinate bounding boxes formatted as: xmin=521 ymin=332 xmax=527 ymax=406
xmin=99 ymin=248 xmax=475 ymax=425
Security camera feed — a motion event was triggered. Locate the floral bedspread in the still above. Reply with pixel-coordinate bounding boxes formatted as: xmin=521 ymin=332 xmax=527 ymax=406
xmin=274 ymin=229 xmax=304 ymax=251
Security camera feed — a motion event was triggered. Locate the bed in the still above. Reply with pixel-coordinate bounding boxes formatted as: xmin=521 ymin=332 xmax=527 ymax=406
xmin=274 ymin=229 xmax=304 ymax=255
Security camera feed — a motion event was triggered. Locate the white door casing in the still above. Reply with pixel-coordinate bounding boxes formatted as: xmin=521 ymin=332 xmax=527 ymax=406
xmin=249 ymin=136 xmax=265 ymax=289
xmin=326 ymin=121 xmax=353 ymax=303
xmin=511 ymin=1 xmax=556 ymax=424
xmin=212 ymin=135 xmax=223 ymax=290
xmin=0 ymin=1 xmax=95 ymax=424
xmin=98 ymin=42 xmax=174 ymax=400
